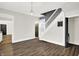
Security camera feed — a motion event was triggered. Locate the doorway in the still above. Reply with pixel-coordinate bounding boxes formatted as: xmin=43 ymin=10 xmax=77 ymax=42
xmin=35 ymin=23 xmax=39 ymax=37
xmin=0 ymin=24 xmax=7 ymax=35
xmin=65 ymin=18 xmax=70 ymax=48
xmin=68 ymin=17 xmax=79 ymax=45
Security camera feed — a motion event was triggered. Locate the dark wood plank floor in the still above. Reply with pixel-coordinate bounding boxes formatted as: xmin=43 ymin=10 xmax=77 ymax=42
xmin=0 ymin=38 xmax=79 ymax=56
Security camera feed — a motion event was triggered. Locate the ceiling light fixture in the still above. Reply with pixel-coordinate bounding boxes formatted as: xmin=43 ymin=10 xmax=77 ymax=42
xmin=30 ymin=2 xmax=33 ymax=15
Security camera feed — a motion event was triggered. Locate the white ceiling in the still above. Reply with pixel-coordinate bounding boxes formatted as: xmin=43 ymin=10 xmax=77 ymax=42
xmin=0 ymin=2 xmax=79 ymax=17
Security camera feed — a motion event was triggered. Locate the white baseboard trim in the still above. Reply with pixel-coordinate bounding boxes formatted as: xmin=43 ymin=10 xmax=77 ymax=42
xmin=69 ymin=41 xmax=79 ymax=45
xmin=12 ymin=37 xmax=35 ymax=43
xmin=39 ymin=39 xmax=65 ymax=46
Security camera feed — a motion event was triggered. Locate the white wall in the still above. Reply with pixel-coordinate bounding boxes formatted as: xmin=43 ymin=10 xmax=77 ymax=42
xmin=39 ymin=11 xmax=65 ymax=46
xmin=69 ymin=17 xmax=79 ymax=45
xmin=74 ymin=18 xmax=79 ymax=45
xmin=0 ymin=8 xmax=38 ymax=43
xmin=69 ymin=18 xmax=75 ymax=44
xmin=13 ymin=14 xmax=37 ymax=43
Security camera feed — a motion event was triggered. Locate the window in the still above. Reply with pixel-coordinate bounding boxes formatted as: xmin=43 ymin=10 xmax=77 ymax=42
xmin=57 ymin=21 xmax=63 ymax=27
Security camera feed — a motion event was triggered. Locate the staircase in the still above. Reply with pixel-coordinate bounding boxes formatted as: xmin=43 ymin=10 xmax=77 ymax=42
xmin=39 ymin=8 xmax=66 ymax=46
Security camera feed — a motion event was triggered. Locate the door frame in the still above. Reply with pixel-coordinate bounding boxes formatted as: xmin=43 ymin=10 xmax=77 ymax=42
xmin=65 ymin=17 xmax=69 ymax=48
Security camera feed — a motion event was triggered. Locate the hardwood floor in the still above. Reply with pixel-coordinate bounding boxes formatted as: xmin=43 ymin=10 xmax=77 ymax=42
xmin=1 ymin=35 xmax=12 ymax=45
xmin=0 ymin=38 xmax=79 ymax=56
